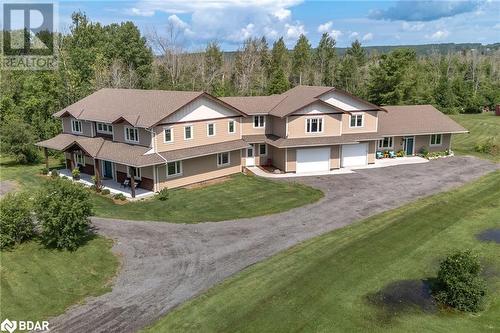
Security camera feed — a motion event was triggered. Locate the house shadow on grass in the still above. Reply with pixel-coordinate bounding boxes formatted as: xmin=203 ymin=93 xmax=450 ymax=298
xmin=366 ymin=279 xmax=438 ymax=325
xmin=477 ymin=228 xmax=500 ymax=243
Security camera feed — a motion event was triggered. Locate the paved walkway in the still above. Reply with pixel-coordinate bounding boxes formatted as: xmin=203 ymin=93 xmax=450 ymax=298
xmin=48 ymin=156 xmax=497 ymax=333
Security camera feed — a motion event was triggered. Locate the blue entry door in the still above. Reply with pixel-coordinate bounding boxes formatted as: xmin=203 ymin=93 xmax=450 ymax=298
xmin=103 ymin=161 xmax=113 ymax=178
xmin=404 ymin=137 xmax=414 ymax=156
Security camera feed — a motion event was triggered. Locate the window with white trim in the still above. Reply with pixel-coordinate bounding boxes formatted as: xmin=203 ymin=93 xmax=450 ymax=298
xmin=259 ymin=144 xmax=267 ymax=156
xmin=96 ymin=122 xmax=113 ymax=134
xmin=75 ymin=152 xmax=85 ymax=166
xmin=128 ymin=166 xmax=141 ymax=179
xmin=125 ymin=127 xmax=139 ymax=143
xmin=167 ymin=161 xmax=182 ymax=177
xmin=253 ymin=115 xmax=265 ymax=128
xmin=164 ymin=127 xmax=173 ymax=143
xmin=377 ymin=137 xmax=393 ymax=149
xmin=350 ymin=114 xmax=364 ymax=128
xmin=430 ymin=134 xmax=442 ymax=146
xmin=217 ymin=152 xmax=230 ymax=166
xmin=71 ymin=120 xmax=82 ymax=133
xmin=228 ymin=120 xmax=236 ymax=134
xmin=306 ymin=117 xmax=323 ymax=133
xmin=184 ymin=125 xmax=193 ymax=140
xmin=207 ymin=123 xmax=215 ymax=137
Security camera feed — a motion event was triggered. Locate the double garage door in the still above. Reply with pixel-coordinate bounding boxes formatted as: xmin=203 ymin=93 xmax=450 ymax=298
xmin=295 ymin=143 xmax=368 ymax=173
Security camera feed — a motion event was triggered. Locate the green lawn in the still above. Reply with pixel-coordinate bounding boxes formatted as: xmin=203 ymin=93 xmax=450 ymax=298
xmin=0 ymin=237 xmax=119 ymax=323
xmin=144 ymin=171 xmax=500 ymax=333
xmin=451 ymin=113 xmax=500 ymax=162
xmin=0 ymin=156 xmax=323 ymax=223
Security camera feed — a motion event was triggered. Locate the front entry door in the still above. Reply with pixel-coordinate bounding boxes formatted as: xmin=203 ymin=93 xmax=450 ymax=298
xmin=246 ymin=145 xmax=255 ymax=166
xmin=404 ymin=137 xmax=415 ymax=156
xmin=103 ymin=161 xmax=113 ymax=178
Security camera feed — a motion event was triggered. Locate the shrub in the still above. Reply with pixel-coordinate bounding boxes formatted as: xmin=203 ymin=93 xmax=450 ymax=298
xmin=72 ymin=168 xmax=81 ymax=179
xmin=0 ymin=116 xmax=40 ymax=164
xmin=156 ymin=187 xmax=169 ymax=201
xmin=40 ymin=167 xmax=49 ymax=175
xmin=419 ymin=147 xmax=429 ymax=157
xmin=50 ymin=169 xmax=59 ymax=178
xmin=433 ymin=250 xmax=486 ymax=312
xmin=396 ymin=150 xmax=404 ymax=157
xmin=114 ymin=193 xmax=126 ymax=201
xmin=0 ymin=192 xmax=35 ymax=249
xmin=34 ymin=179 xmax=93 ymax=250
xmin=101 ymin=189 xmax=110 ymax=195
xmin=474 ymin=137 xmax=499 ymax=156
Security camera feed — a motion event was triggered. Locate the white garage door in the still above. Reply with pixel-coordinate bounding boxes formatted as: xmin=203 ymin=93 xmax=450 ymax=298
xmin=296 ymin=148 xmax=330 ymax=173
xmin=341 ymin=143 xmax=368 ymax=167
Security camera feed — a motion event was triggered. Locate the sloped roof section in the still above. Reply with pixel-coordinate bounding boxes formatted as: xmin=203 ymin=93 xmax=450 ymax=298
xmin=159 ymin=139 xmax=249 ymax=162
xmin=379 ymin=105 xmax=468 ymax=136
xmin=220 ymin=95 xmax=286 ymax=115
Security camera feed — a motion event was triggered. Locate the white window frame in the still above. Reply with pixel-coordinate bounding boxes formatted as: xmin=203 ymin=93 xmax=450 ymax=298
xmin=127 ymin=166 xmax=142 ymax=180
xmin=163 ymin=126 xmax=174 ymax=143
xmin=217 ymin=152 xmax=231 ymax=167
xmin=259 ymin=144 xmax=267 ymax=156
xmin=253 ymin=115 xmax=265 ymax=128
xmin=184 ymin=125 xmax=194 ymax=140
xmin=166 ymin=161 xmax=182 ymax=178
xmin=75 ymin=151 xmax=85 ymax=166
xmin=124 ymin=126 xmax=139 ymax=143
xmin=377 ymin=137 xmax=394 ymax=149
xmin=71 ymin=119 xmax=82 ymax=134
xmin=207 ymin=123 xmax=216 ymax=137
xmin=96 ymin=122 xmax=113 ymax=134
xmin=430 ymin=134 xmax=442 ymax=146
xmin=349 ymin=113 xmax=364 ymax=128
xmin=228 ymin=120 xmax=236 ymax=134
xmin=305 ymin=117 xmax=324 ymax=134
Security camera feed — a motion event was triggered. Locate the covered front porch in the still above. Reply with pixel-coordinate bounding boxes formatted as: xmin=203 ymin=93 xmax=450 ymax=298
xmin=58 ymin=168 xmax=154 ymax=199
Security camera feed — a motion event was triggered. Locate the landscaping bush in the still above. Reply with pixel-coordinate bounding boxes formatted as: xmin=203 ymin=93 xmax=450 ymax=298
xmin=40 ymin=167 xmax=49 ymax=175
xmin=396 ymin=150 xmax=404 ymax=157
xmin=474 ymin=137 xmax=499 ymax=156
xmin=0 ymin=192 xmax=35 ymax=249
xmin=50 ymin=169 xmax=59 ymax=178
xmin=0 ymin=116 xmax=40 ymax=164
xmin=156 ymin=187 xmax=169 ymax=201
xmin=35 ymin=179 xmax=93 ymax=250
xmin=101 ymin=189 xmax=110 ymax=195
xmin=72 ymin=168 xmax=81 ymax=180
xmin=433 ymin=250 xmax=486 ymax=312
xmin=419 ymin=147 xmax=429 ymax=157
xmin=114 ymin=193 xmax=126 ymax=201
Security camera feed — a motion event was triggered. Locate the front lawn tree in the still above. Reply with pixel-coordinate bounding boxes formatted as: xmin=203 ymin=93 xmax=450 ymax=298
xmin=0 ymin=192 xmax=35 ymax=249
xmin=0 ymin=116 xmax=40 ymax=164
xmin=35 ymin=179 xmax=93 ymax=250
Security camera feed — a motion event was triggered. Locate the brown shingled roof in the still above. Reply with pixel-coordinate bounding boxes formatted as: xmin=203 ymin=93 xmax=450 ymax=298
xmin=378 ymin=105 xmax=468 ymax=136
xmin=159 ymin=139 xmax=249 ymax=162
xmin=250 ymin=133 xmax=384 ymax=148
xmin=220 ymin=95 xmax=285 ymax=115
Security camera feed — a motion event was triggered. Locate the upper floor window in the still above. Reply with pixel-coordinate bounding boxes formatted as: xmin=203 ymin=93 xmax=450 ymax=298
xmin=125 ymin=126 xmax=139 ymax=143
xmin=306 ymin=117 xmax=323 ymax=133
xmin=217 ymin=152 xmax=230 ymax=166
xmin=430 ymin=134 xmax=442 ymax=146
xmin=164 ymin=127 xmax=173 ymax=143
xmin=350 ymin=113 xmax=364 ymax=128
xmin=207 ymin=123 xmax=216 ymax=137
xmin=71 ymin=120 xmax=82 ymax=133
xmin=228 ymin=120 xmax=236 ymax=134
xmin=253 ymin=115 xmax=265 ymax=128
xmin=184 ymin=125 xmax=193 ymax=140
xmin=96 ymin=122 xmax=113 ymax=134
xmin=378 ymin=137 xmax=393 ymax=149
xmin=167 ymin=161 xmax=182 ymax=177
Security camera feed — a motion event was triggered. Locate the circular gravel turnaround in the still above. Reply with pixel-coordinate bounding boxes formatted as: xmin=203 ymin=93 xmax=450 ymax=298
xmin=48 ymin=157 xmax=498 ymax=332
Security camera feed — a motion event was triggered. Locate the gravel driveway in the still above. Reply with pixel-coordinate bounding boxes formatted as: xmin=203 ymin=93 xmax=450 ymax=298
xmin=49 ymin=156 xmax=497 ymax=332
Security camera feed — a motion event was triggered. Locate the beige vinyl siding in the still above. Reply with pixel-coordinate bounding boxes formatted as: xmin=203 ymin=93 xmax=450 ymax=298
xmin=391 ymin=134 xmax=451 ymax=154
xmin=113 ymin=123 xmax=151 ymax=147
xmin=84 ymin=155 xmax=95 ymax=166
xmin=115 ymin=163 xmax=127 ymax=173
xmin=330 ymin=145 xmax=340 ymax=169
xmin=287 ymin=114 xmax=342 ymax=138
xmin=270 ymin=146 xmax=286 ymax=171
xmin=341 ymin=111 xmax=378 ymax=134
xmin=241 ymin=116 xmax=272 ymax=135
xmin=271 ymin=116 xmax=287 ymax=137
xmin=62 ymin=117 xmax=93 ymax=137
xmin=154 ymin=117 xmax=241 ymax=152
xmin=368 ymin=141 xmax=376 ymax=164
xmin=141 ymin=165 xmax=154 ymax=179
xmin=156 ymin=150 xmax=241 ymax=189
xmin=286 ymin=148 xmax=296 ymax=172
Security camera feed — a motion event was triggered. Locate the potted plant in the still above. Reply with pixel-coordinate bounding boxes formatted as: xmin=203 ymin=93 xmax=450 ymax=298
xmin=72 ymin=168 xmax=81 ymax=180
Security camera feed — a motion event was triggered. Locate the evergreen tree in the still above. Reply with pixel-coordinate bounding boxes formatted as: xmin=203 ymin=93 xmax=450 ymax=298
xmin=271 ymin=37 xmax=289 ymax=72
xmin=314 ymin=32 xmax=336 ymax=86
xmin=204 ymin=41 xmax=224 ymax=94
xmin=268 ymin=67 xmax=290 ymax=94
xmin=292 ymin=34 xmax=312 ymax=85
xmin=346 ymin=39 xmax=366 ymax=66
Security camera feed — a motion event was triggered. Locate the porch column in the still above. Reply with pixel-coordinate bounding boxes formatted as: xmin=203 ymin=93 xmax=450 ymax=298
xmin=69 ymin=153 xmax=75 ymax=170
xmin=130 ymin=170 xmax=136 ymax=198
xmin=44 ymin=147 xmax=49 ymax=170
xmin=94 ymin=159 xmax=101 ymax=188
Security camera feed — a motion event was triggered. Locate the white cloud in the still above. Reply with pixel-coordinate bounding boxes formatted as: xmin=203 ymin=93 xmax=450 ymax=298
xmin=129 ymin=7 xmax=155 ymax=17
xmin=330 ymin=30 xmax=343 ymax=40
xmin=167 ymin=14 xmax=189 ymax=29
xmin=349 ymin=31 xmax=359 ymax=39
xmin=494 ymin=23 xmax=500 ymax=29
xmin=274 ymin=8 xmax=291 ymax=21
xmin=402 ymin=21 xmax=425 ymax=31
xmin=427 ymin=29 xmax=450 ymax=40
xmin=285 ymin=22 xmax=306 ymax=39
xmin=229 ymin=23 xmax=256 ymax=41
xmin=317 ymin=21 xmax=333 ymax=33
xmin=362 ymin=32 xmax=373 ymax=41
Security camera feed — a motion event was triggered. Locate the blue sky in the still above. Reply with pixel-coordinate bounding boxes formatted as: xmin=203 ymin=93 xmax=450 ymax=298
xmin=57 ymin=0 xmax=500 ymax=50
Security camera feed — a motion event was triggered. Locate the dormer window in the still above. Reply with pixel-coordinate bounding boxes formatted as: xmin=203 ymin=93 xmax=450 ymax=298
xmin=71 ymin=120 xmax=82 ymax=133
xmin=96 ymin=122 xmax=113 ymax=134
xmin=125 ymin=126 xmax=139 ymax=143
xmin=350 ymin=113 xmax=364 ymax=128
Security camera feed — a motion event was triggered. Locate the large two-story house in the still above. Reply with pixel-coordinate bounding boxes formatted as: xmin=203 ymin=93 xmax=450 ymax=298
xmin=36 ymin=85 xmax=467 ymax=197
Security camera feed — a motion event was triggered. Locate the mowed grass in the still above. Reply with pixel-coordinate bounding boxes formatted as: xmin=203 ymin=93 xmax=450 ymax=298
xmin=0 ymin=156 xmax=323 ymax=223
xmin=144 ymin=171 xmax=500 ymax=333
xmin=451 ymin=113 xmax=500 ymax=162
xmin=0 ymin=237 xmax=119 ymax=323
xmin=91 ymin=174 xmax=323 ymax=223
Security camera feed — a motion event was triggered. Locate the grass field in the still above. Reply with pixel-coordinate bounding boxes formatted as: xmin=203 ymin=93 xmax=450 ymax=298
xmin=0 ymin=157 xmax=323 ymax=223
xmin=0 ymin=237 xmax=119 ymax=323
xmin=144 ymin=171 xmax=500 ymax=333
xmin=451 ymin=113 xmax=499 ymax=162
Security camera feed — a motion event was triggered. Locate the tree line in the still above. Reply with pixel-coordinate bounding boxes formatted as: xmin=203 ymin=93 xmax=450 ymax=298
xmin=1 ymin=12 xmax=499 ymax=148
